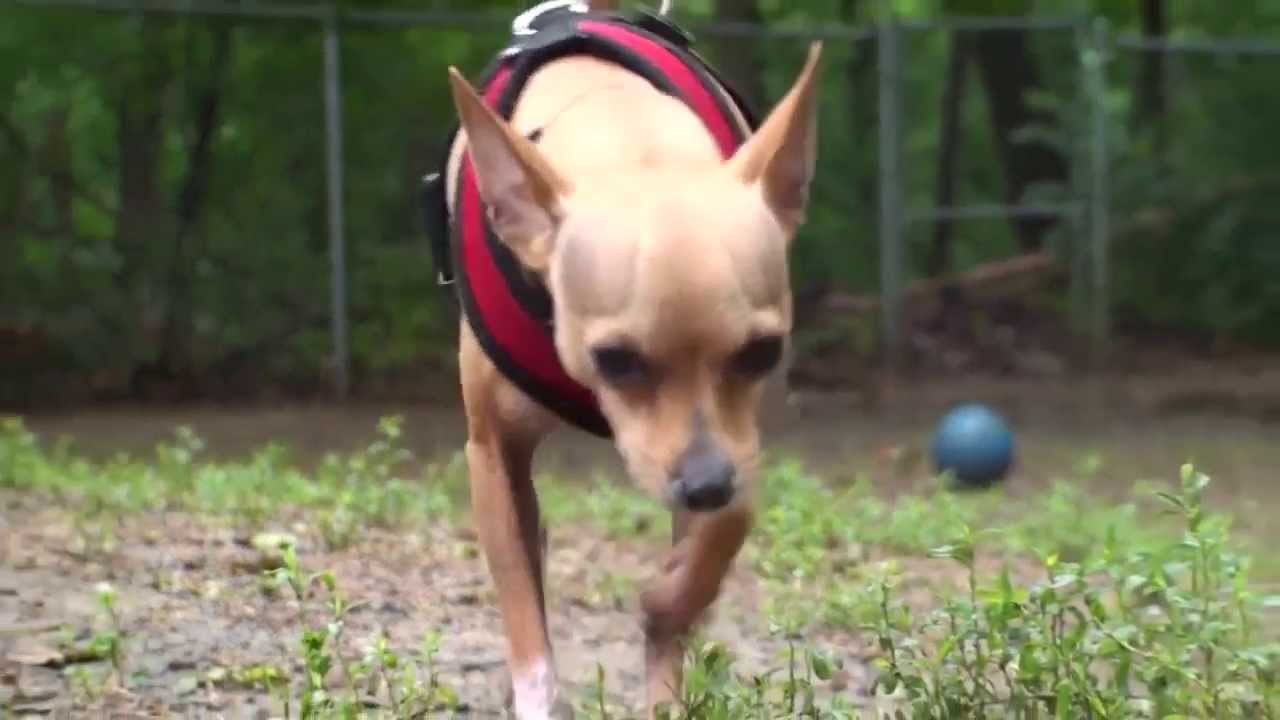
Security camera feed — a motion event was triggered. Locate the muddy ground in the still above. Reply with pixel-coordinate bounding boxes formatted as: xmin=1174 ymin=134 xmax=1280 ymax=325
xmin=2 ymin=493 xmax=882 ymax=718
xmin=4 ymin=369 xmax=1280 ymax=717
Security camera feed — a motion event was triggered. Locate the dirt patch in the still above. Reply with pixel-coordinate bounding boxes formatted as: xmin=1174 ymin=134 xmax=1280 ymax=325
xmin=0 ymin=494 xmax=878 ymax=717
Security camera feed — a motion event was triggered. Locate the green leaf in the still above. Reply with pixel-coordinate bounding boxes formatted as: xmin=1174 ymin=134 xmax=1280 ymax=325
xmin=310 ymin=570 xmax=337 ymax=594
xmin=809 ymin=652 xmax=834 ymax=681
xmin=937 ymin=636 xmax=957 ymax=662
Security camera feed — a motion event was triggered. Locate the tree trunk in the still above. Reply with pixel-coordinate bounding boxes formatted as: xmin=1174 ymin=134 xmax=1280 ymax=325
xmin=44 ymin=109 xmax=74 ymax=233
xmin=1134 ymin=0 xmax=1168 ymax=149
xmin=710 ymin=0 xmax=765 ymax=115
xmin=927 ymin=33 xmax=970 ymax=276
xmin=114 ymin=21 xmax=173 ymax=294
xmin=161 ymin=22 xmax=235 ymax=380
xmin=1 ymin=116 xmax=28 ymax=245
xmin=972 ymin=29 xmax=1069 ymax=252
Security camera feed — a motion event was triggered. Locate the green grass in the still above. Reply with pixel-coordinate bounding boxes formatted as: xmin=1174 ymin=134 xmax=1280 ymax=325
xmin=2 ymin=414 xmax=1278 ymax=718
xmin=0 ymin=415 xmax=465 ymax=552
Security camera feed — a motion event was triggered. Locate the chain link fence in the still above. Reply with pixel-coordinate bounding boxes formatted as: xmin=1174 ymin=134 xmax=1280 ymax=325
xmin=4 ymin=1 xmax=1279 ymax=405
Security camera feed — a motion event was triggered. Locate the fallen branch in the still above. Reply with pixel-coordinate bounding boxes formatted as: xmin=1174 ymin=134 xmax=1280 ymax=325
xmin=822 ymin=250 xmax=1061 ymax=316
xmin=821 ymin=173 xmax=1280 ymax=318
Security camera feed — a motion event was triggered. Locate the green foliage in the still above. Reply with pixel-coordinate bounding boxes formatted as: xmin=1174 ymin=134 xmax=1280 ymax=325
xmin=0 ymin=414 xmax=465 ymax=548
xmin=862 ymin=465 xmax=1279 ymax=718
xmin=1110 ymin=54 xmax=1280 ymax=346
xmin=649 ymin=641 xmax=858 ymax=719
xmin=1 ymin=10 xmax=504 ymax=394
xmin=9 ymin=1 xmax=1280 ymax=399
xmin=750 ymin=457 xmax=1172 ymax=602
xmin=539 ymin=469 xmax=673 ymax=538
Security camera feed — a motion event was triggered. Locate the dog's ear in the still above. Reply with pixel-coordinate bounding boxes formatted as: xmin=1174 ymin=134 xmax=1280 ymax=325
xmin=448 ymin=67 xmax=572 ymax=273
xmin=727 ymin=42 xmax=822 ymax=235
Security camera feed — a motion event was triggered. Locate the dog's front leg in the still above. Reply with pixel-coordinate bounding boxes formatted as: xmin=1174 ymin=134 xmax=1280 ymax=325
xmin=466 ymin=436 xmax=562 ymax=719
xmin=641 ymin=504 xmax=753 ymax=715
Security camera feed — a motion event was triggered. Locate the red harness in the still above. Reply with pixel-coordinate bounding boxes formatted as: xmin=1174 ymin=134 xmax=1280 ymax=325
xmin=425 ymin=4 xmax=757 ymax=438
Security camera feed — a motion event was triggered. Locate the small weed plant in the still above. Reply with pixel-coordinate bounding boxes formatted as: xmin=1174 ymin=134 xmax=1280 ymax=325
xmin=856 ymin=465 xmax=1278 ymax=718
xmin=263 ymin=538 xmax=461 ymax=719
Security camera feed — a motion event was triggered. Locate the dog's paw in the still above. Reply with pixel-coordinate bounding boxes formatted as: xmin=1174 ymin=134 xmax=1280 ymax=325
xmin=503 ymin=661 xmax=564 ymax=720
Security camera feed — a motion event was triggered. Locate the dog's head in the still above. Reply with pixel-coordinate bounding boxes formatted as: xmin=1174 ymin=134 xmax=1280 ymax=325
xmin=448 ymin=42 xmax=822 ymax=513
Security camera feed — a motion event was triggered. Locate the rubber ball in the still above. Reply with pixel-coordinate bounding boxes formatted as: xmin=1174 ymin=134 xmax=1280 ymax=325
xmin=930 ymin=403 xmax=1014 ymax=488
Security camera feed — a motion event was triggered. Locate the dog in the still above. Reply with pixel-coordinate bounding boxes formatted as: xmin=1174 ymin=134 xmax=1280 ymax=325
xmin=435 ymin=1 xmax=822 ymax=716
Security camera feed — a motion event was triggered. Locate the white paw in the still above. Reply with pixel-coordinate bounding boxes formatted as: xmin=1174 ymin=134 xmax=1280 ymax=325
xmin=512 ymin=660 xmax=564 ymax=720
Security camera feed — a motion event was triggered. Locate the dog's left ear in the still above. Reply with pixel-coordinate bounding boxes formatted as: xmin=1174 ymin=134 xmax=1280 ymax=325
xmin=448 ymin=67 xmax=572 ymax=273
xmin=727 ymin=42 xmax=823 ymax=235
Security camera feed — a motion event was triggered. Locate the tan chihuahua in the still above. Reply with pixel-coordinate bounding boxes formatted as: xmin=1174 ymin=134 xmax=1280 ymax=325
xmin=441 ymin=2 xmax=822 ymax=715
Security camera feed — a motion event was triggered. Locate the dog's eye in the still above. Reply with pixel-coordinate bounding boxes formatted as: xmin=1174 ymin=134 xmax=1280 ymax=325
xmin=592 ymin=344 xmax=648 ymax=384
xmin=730 ymin=335 xmax=783 ymax=377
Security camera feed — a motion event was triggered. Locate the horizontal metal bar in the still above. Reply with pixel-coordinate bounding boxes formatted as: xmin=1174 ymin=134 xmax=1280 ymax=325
xmin=1114 ymin=33 xmax=1280 ymax=57
xmin=342 ymin=8 xmax=509 ymax=31
xmin=345 ymin=11 xmax=876 ymax=40
xmin=15 ymin=0 xmax=328 ymax=21
xmin=13 ymin=0 xmax=874 ymax=38
xmin=906 ymin=203 xmax=1083 ymax=223
xmin=900 ymin=15 xmax=1082 ymax=33
xmin=16 ymin=0 xmax=513 ymax=27
xmin=686 ymin=19 xmax=875 ymax=42
xmin=19 ymin=0 xmax=1280 ymax=58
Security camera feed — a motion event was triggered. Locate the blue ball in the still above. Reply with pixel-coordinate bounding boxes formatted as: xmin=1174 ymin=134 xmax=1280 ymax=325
xmin=931 ymin=403 xmax=1014 ymax=488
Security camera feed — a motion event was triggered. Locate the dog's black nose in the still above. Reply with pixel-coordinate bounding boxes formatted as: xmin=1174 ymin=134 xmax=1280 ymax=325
xmin=675 ymin=467 xmax=735 ymax=512
xmin=672 ymin=440 xmax=736 ymax=512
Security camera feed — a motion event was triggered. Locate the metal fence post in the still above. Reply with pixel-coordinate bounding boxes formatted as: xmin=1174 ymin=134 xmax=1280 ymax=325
xmin=1084 ymin=17 xmax=1111 ymax=369
xmin=1066 ymin=17 xmax=1090 ymax=359
xmin=877 ymin=16 xmax=906 ymax=372
xmin=324 ymin=7 xmax=350 ymax=398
